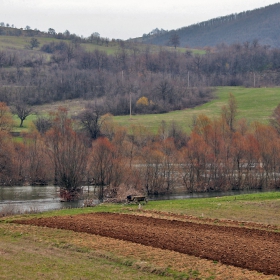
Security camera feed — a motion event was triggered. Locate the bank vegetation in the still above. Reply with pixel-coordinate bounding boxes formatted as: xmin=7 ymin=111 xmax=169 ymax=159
xmin=1 ymin=93 xmax=280 ymax=201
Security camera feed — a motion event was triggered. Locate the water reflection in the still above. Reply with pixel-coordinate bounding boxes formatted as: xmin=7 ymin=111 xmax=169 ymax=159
xmin=0 ymin=185 xmax=96 ymax=214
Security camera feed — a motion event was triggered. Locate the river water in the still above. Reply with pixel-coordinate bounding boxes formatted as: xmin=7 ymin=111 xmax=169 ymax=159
xmin=0 ymin=185 xmax=96 ymax=214
xmin=0 ymin=185 xmax=273 ymax=214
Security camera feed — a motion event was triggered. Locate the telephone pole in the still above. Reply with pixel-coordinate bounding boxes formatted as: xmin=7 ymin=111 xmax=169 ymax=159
xmin=130 ymin=92 xmax=132 ymax=120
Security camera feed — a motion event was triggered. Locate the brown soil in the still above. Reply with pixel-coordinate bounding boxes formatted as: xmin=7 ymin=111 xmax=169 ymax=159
xmin=15 ymin=212 xmax=280 ymax=276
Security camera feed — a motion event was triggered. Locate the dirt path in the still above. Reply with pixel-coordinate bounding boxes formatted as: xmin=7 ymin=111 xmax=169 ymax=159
xmin=15 ymin=212 xmax=280 ymax=276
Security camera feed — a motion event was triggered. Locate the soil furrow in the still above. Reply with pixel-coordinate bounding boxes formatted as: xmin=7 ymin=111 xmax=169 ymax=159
xmin=14 ymin=212 xmax=280 ymax=276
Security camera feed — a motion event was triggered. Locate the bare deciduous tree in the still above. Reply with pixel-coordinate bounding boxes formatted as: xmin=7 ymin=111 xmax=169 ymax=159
xmin=45 ymin=108 xmax=88 ymax=200
xmin=88 ymin=137 xmax=114 ymax=201
xmin=221 ymin=93 xmax=238 ymax=132
xmin=270 ymin=103 xmax=280 ymax=134
xmin=29 ymin=38 xmax=40 ymax=50
xmin=169 ymin=32 xmax=180 ymax=49
xmin=33 ymin=116 xmax=52 ymax=134
xmin=0 ymin=102 xmax=14 ymax=131
xmin=12 ymin=103 xmax=33 ymax=127
xmin=78 ymin=107 xmax=104 ymax=139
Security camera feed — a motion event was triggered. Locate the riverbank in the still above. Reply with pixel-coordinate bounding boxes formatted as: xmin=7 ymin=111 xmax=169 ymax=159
xmin=1 ymin=183 xmax=278 ymax=216
xmin=4 ymin=191 xmax=280 ymax=225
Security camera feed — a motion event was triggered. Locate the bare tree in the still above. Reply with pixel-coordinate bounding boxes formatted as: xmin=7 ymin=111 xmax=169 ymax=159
xmin=45 ymin=108 xmax=88 ymax=200
xmin=29 ymin=38 xmax=40 ymax=50
xmin=169 ymin=32 xmax=180 ymax=49
xmin=221 ymin=93 xmax=238 ymax=132
xmin=48 ymin=28 xmax=56 ymax=36
xmin=12 ymin=103 xmax=33 ymax=127
xmin=78 ymin=107 xmax=104 ymax=140
xmin=0 ymin=102 xmax=14 ymax=131
xmin=270 ymin=103 xmax=280 ymax=134
xmin=88 ymin=137 xmax=114 ymax=201
xmin=33 ymin=116 xmax=52 ymax=134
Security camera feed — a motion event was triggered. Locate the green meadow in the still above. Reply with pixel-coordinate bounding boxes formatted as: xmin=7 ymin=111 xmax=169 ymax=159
xmin=0 ymin=35 xmax=196 ymax=56
xmin=114 ymin=87 xmax=280 ymax=133
xmin=11 ymin=86 xmax=280 ymax=135
xmin=4 ymin=191 xmax=280 ymax=226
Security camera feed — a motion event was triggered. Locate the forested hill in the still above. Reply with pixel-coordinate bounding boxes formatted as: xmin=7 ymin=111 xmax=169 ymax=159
xmin=138 ymin=3 xmax=280 ymax=48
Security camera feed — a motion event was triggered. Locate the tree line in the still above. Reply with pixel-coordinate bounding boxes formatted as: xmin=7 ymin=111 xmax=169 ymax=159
xmin=0 ymin=25 xmax=121 ymax=47
xmin=1 ymin=40 xmax=280 ymax=116
xmin=1 ymin=95 xmax=280 ymax=201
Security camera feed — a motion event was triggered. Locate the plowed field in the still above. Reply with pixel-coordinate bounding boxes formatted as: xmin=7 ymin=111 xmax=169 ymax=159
xmin=15 ymin=212 xmax=280 ymax=276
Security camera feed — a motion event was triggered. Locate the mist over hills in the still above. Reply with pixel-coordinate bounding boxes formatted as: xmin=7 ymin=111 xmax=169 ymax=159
xmin=138 ymin=3 xmax=280 ymax=48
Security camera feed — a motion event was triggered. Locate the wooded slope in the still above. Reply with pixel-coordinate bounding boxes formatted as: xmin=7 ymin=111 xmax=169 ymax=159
xmin=139 ymin=3 xmax=280 ymax=48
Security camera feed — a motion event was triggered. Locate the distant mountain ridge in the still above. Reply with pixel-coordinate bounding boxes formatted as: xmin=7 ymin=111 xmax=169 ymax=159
xmin=138 ymin=3 xmax=280 ymax=48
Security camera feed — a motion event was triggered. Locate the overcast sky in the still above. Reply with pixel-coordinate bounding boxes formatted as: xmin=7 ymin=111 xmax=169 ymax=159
xmin=1 ymin=0 xmax=279 ymax=39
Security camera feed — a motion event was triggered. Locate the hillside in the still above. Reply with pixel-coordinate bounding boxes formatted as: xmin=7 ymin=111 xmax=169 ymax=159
xmin=2 ymin=20 xmax=280 ymax=127
xmin=138 ymin=3 xmax=280 ymax=48
xmin=14 ymin=86 xmax=280 ymax=135
xmin=113 ymin=87 xmax=280 ymax=133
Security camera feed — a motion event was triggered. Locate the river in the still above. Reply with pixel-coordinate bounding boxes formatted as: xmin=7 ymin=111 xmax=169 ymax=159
xmin=0 ymin=185 xmax=272 ymax=215
xmin=0 ymin=185 xmax=96 ymax=214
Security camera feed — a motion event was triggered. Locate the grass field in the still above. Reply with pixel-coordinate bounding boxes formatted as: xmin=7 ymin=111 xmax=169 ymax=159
xmin=11 ymin=87 xmax=280 ymax=135
xmin=0 ymin=35 xmax=115 ymax=53
xmin=5 ymin=191 xmax=279 ymax=225
xmin=0 ymin=35 xmax=197 ymax=56
xmin=0 ymin=35 xmax=52 ymax=51
xmin=0 ymin=224 xmax=175 ymax=280
xmin=114 ymin=87 xmax=280 ymax=133
xmin=1 ymin=192 xmax=280 ymax=279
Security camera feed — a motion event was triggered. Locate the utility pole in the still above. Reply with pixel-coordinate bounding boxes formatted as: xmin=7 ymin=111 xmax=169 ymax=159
xmin=121 ymin=70 xmax=132 ymax=119
xmin=130 ymin=92 xmax=132 ymax=120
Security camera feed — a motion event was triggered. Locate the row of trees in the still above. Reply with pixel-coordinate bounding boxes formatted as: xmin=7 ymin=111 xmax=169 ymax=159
xmin=2 ymin=40 xmax=280 ymax=117
xmin=0 ymin=25 xmax=116 ymax=47
xmin=1 ymin=96 xmax=280 ymax=201
xmin=0 ymin=41 xmax=215 ymax=114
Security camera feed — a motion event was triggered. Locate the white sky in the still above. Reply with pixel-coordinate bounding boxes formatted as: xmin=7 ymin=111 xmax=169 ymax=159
xmin=1 ymin=0 xmax=279 ymax=39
